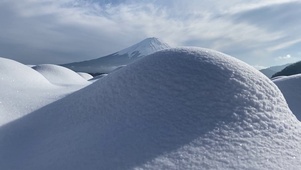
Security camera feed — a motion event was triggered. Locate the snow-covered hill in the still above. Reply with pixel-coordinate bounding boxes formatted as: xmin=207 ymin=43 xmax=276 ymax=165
xmin=32 ymin=64 xmax=89 ymax=85
xmin=1 ymin=48 xmax=300 ymax=170
xmin=0 ymin=57 xmax=88 ymax=126
xmin=273 ymin=74 xmax=301 ymax=120
xmin=62 ymin=37 xmax=171 ymax=74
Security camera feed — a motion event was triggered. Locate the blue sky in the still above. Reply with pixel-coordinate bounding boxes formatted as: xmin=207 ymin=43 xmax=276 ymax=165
xmin=0 ymin=0 xmax=300 ymax=68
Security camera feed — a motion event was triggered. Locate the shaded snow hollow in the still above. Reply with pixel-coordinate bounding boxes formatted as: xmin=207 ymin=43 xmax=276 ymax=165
xmin=1 ymin=48 xmax=301 ymax=170
xmin=77 ymin=72 xmax=93 ymax=80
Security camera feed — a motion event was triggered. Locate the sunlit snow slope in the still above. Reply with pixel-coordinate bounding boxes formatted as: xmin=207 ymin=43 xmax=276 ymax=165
xmin=32 ymin=64 xmax=89 ymax=85
xmin=62 ymin=37 xmax=170 ymax=74
xmin=0 ymin=58 xmax=88 ymax=126
xmin=1 ymin=48 xmax=301 ymax=170
xmin=273 ymin=74 xmax=301 ymax=120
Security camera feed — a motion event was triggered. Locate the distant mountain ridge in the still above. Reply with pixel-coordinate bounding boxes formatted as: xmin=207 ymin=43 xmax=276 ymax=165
xmin=62 ymin=37 xmax=171 ymax=74
xmin=272 ymin=61 xmax=301 ymax=78
xmin=260 ymin=63 xmax=290 ymax=78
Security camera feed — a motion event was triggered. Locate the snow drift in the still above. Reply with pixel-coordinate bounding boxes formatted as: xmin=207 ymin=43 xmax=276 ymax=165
xmin=1 ymin=48 xmax=301 ymax=170
xmin=273 ymin=74 xmax=301 ymax=120
xmin=33 ymin=64 xmax=88 ymax=85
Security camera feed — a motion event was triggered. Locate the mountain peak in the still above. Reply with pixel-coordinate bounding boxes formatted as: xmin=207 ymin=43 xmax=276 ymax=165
xmin=141 ymin=37 xmax=164 ymax=44
xmin=63 ymin=37 xmax=171 ymax=74
xmin=117 ymin=37 xmax=170 ymax=58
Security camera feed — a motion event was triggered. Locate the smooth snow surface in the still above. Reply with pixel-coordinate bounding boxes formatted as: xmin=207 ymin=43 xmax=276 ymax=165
xmin=0 ymin=57 xmax=51 ymax=86
xmin=273 ymin=74 xmax=301 ymax=120
xmin=0 ymin=57 xmax=88 ymax=126
xmin=33 ymin=64 xmax=88 ymax=85
xmin=77 ymin=72 xmax=93 ymax=80
xmin=1 ymin=48 xmax=301 ymax=170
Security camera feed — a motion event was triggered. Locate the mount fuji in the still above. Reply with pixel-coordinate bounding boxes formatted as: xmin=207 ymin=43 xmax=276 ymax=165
xmin=62 ymin=37 xmax=171 ymax=75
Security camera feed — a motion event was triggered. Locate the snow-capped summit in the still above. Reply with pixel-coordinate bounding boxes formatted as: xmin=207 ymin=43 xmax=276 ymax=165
xmin=62 ymin=37 xmax=171 ymax=74
xmin=117 ymin=37 xmax=170 ymax=58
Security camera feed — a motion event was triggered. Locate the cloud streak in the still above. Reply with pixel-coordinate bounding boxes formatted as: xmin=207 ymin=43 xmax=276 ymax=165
xmin=0 ymin=0 xmax=300 ymax=66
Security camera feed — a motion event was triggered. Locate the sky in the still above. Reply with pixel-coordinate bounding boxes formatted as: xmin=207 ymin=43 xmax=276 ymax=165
xmin=0 ymin=0 xmax=300 ymax=68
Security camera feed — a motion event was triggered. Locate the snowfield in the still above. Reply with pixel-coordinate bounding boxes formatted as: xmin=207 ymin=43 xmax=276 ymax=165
xmin=273 ymin=74 xmax=301 ymax=120
xmin=1 ymin=48 xmax=301 ymax=170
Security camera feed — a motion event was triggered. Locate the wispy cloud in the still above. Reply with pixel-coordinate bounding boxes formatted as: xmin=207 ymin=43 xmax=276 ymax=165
xmin=0 ymin=0 xmax=300 ymax=66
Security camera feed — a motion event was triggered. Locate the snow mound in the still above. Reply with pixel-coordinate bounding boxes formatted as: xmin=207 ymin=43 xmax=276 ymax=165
xmin=77 ymin=72 xmax=93 ymax=80
xmin=273 ymin=74 xmax=301 ymax=120
xmin=0 ymin=58 xmax=87 ymax=126
xmin=1 ymin=48 xmax=301 ymax=170
xmin=0 ymin=57 xmax=50 ymax=86
xmin=33 ymin=64 xmax=89 ymax=85
xmin=0 ymin=57 xmax=52 ymax=124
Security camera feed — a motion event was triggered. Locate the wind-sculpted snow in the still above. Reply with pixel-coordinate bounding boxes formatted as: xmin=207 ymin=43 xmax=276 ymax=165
xmin=1 ymin=48 xmax=301 ymax=170
xmin=33 ymin=64 xmax=89 ymax=85
xmin=273 ymin=74 xmax=301 ymax=120
xmin=0 ymin=58 xmax=88 ymax=126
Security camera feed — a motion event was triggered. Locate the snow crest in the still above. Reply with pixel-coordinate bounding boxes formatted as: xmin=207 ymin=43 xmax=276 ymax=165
xmin=1 ymin=48 xmax=301 ymax=170
xmin=0 ymin=57 xmax=51 ymax=86
xmin=33 ymin=64 xmax=89 ymax=85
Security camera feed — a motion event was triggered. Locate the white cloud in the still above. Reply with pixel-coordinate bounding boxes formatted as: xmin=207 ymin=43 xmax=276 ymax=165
xmin=275 ymin=54 xmax=292 ymax=61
